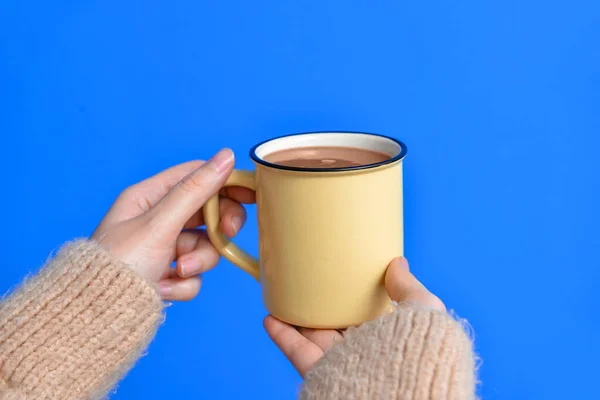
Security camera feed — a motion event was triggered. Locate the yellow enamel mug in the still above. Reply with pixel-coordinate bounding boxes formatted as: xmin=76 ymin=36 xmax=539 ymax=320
xmin=203 ymin=132 xmax=407 ymax=329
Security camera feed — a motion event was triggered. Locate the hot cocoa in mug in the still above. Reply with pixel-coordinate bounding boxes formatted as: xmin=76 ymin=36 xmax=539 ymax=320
xmin=265 ymin=146 xmax=390 ymax=169
xmin=203 ymin=132 xmax=407 ymax=329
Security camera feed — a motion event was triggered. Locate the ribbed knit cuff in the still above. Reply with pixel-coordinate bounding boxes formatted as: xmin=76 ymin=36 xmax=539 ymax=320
xmin=300 ymin=304 xmax=477 ymax=400
xmin=0 ymin=240 xmax=164 ymax=400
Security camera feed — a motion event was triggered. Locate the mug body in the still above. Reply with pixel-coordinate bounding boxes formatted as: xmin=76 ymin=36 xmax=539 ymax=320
xmin=251 ymin=132 xmax=406 ymax=329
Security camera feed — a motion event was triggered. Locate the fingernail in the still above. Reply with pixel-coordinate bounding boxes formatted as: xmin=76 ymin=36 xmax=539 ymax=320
xmin=208 ymin=148 xmax=234 ymax=173
xmin=178 ymin=256 xmax=204 ymax=277
xmin=231 ymin=216 xmax=241 ymax=236
xmin=394 ymin=257 xmax=410 ymax=271
xmin=158 ymin=282 xmax=172 ymax=297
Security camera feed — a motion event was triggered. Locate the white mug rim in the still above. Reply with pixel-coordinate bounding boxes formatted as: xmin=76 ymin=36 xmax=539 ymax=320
xmin=249 ymin=131 xmax=407 ymax=173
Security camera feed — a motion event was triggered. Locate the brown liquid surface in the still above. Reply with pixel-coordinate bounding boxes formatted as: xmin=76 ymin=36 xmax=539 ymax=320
xmin=265 ymin=146 xmax=390 ymax=169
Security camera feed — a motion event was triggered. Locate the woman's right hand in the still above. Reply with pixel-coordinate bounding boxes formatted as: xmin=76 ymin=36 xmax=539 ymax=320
xmin=263 ymin=257 xmax=446 ymax=377
xmin=92 ymin=149 xmax=255 ymax=301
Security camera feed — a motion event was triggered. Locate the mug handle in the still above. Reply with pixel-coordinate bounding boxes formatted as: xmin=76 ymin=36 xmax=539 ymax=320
xmin=203 ymin=169 xmax=260 ymax=281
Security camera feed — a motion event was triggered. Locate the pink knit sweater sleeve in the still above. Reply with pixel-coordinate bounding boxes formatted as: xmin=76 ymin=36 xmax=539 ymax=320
xmin=300 ymin=305 xmax=478 ymax=399
xmin=0 ymin=241 xmax=164 ymax=400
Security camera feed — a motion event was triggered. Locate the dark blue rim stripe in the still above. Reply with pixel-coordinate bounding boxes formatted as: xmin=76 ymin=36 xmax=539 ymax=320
xmin=249 ymin=131 xmax=408 ymax=173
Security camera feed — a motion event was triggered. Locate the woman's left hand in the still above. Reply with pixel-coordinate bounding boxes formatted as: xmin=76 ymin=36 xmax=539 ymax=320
xmin=92 ymin=149 xmax=255 ymax=301
xmin=264 ymin=257 xmax=445 ymax=377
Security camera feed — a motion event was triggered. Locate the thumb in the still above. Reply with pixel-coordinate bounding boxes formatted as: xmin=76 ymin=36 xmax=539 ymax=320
xmin=385 ymin=257 xmax=446 ymax=311
xmin=151 ymin=148 xmax=235 ymax=233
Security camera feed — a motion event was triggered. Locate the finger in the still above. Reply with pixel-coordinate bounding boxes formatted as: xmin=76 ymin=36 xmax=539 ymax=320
xmin=123 ymin=161 xmax=206 ymax=210
xmin=218 ymin=197 xmax=247 ymax=238
xmin=175 ymin=230 xmax=220 ymax=278
xmin=297 ymin=328 xmax=343 ymax=353
xmin=264 ymin=316 xmax=324 ymax=378
xmin=220 ymin=186 xmax=256 ymax=204
xmin=183 ymin=196 xmax=247 ymax=238
xmin=385 ymin=257 xmax=423 ymax=301
xmin=385 ymin=258 xmax=446 ymax=311
xmin=151 ymin=149 xmax=235 ymax=234
xmin=157 ymin=275 xmax=202 ymax=301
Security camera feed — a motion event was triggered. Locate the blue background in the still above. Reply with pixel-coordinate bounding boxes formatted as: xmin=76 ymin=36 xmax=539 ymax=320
xmin=1 ymin=1 xmax=599 ymax=399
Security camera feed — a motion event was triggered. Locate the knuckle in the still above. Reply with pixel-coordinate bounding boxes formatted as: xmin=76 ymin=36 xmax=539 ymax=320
xmin=220 ymin=198 xmax=247 ymax=219
xmin=205 ymin=245 xmax=220 ymax=264
xmin=236 ymin=203 xmax=247 ymax=219
xmin=179 ymin=171 xmax=210 ymax=193
xmin=430 ymin=295 xmax=447 ymax=312
xmin=118 ymin=185 xmax=137 ymax=201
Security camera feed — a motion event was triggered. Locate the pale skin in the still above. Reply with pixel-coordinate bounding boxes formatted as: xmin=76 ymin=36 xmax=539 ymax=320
xmin=92 ymin=148 xmax=446 ymax=376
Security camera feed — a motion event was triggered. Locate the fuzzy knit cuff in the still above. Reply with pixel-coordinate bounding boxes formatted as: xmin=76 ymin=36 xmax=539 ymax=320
xmin=300 ymin=305 xmax=477 ymax=400
xmin=0 ymin=240 xmax=164 ymax=400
